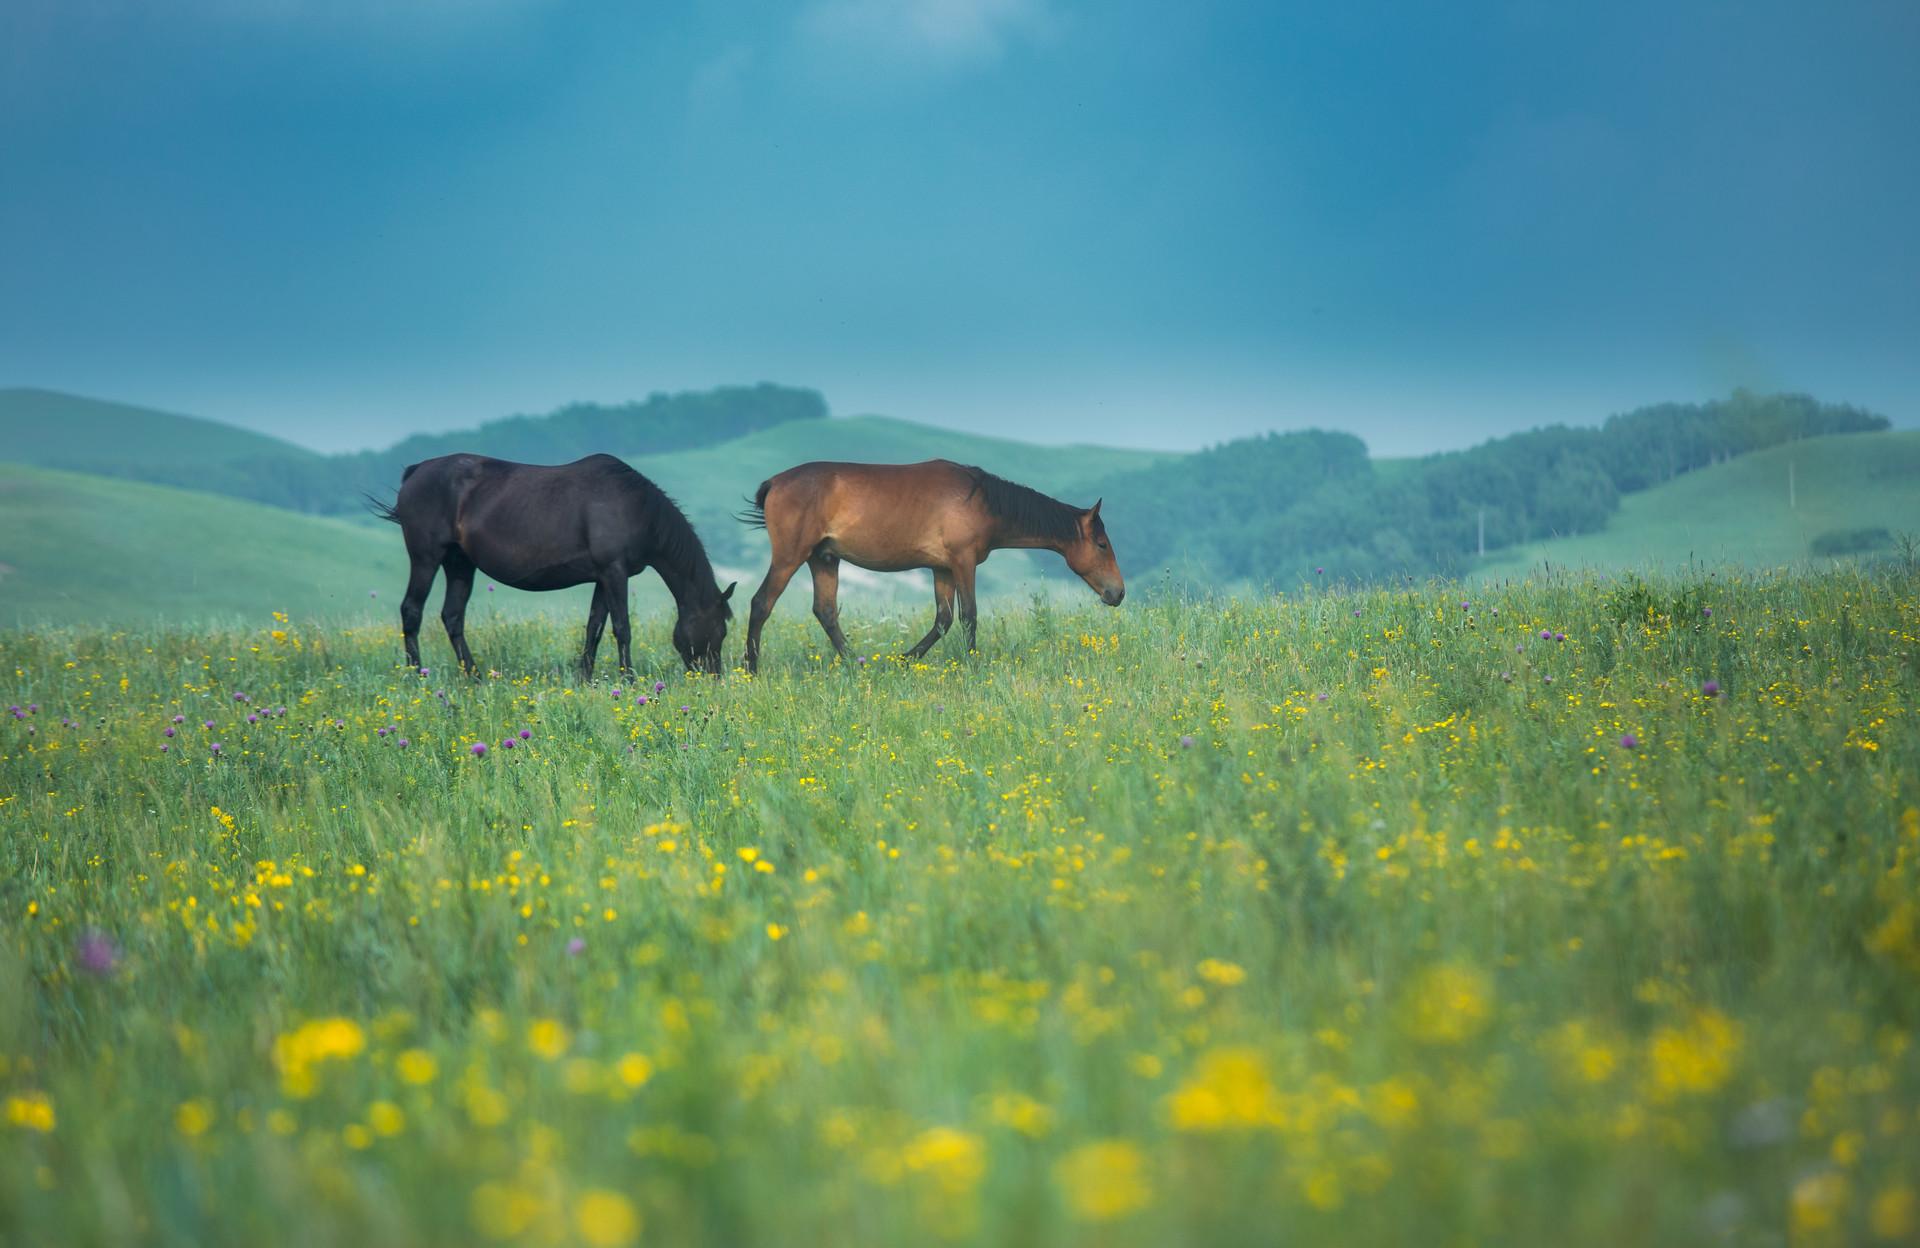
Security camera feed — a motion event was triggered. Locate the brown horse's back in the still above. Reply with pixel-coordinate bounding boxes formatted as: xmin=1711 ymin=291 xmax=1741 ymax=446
xmin=757 ymin=460 xmax=988 ymax=572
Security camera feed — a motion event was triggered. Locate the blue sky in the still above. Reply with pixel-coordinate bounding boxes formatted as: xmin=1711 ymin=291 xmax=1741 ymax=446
xmin=3 ymin=0 xmax=1916 ymax=455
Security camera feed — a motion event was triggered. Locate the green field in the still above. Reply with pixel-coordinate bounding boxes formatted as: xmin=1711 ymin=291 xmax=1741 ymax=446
xmin=0 ymin=389 xmax=315 ymax=474
xmin=4 ymin=572 xmax=1918 ymax=1245
xmin=1475 ymin=431 xmax=1920 ymax=581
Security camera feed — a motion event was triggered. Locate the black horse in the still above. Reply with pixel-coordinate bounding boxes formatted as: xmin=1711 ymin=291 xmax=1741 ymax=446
xmin=371 ymin=453 xmax=734 ymax=676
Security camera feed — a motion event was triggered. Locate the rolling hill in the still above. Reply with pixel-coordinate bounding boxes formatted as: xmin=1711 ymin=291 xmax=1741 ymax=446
xmin=1472 ymin=430 xmax=1920 ymax=580
xmin=0 ymin=388 xmax=316 ymax=472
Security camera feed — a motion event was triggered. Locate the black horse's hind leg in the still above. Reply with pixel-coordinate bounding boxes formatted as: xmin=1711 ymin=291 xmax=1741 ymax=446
xmin=600 ymin=571 xmax=633 ymax=676
xmin=808 ymin=553 xmax=850 ymax=659
xmin=903 ymin=568 xmax=956 ymax=660
xmin=400 ymin=555 xmax=440 ymax=670
xmin=440 ymin=550 xmax=478 ymax=675
xmin=579 ymin=584 xmax=610 ymax=679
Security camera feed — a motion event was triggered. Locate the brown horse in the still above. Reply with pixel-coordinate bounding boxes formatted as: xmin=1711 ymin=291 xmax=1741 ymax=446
xmin=736 ymin=460 xmax=1123 ymax=671
xmin=371 ymin=453 xmax=735 ymax=676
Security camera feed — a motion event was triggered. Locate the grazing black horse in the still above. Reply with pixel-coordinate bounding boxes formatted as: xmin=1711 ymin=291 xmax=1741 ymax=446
xmin=371 ymin=453 xmax=734 ymax=676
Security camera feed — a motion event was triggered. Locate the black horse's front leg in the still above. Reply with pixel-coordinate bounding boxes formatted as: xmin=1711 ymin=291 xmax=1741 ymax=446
xmin=579 ymin=584 xmax=609 ymax=679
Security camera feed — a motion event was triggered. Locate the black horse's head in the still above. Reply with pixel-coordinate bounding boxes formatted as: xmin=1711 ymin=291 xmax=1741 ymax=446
xmin=674 ymin=581 xmax=735 ymax=674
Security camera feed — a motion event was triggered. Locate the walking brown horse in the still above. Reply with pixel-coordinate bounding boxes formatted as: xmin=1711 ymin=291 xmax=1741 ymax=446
xmin=371 ymin=453 xmax=735 ymax=676
xmin=736 ymin=460 xmax=1123 ymax=671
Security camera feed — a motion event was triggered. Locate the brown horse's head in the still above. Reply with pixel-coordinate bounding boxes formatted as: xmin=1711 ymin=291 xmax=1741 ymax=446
xmin=675 ymin=582 xmax=735 ymax=674
xmin=1063 ymin=500 xmax=1125 ymax=606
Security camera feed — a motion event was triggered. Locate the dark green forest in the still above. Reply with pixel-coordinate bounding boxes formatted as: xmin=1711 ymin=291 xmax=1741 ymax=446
xmin=54 ymin=384 xmax=830 ymax=514
xmin=1090 ymin=391 xmax=1890 ymax=586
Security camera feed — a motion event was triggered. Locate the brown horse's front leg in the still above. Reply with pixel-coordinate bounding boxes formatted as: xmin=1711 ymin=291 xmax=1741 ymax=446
xmin=952 ymin=561 xmax=979 ymax=654
xmin=902 ymin=569 xmax=956 ymax=660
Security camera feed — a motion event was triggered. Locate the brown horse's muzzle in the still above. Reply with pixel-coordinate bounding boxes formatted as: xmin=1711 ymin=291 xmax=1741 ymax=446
xmin=1101 ymin=586 xmax=1125 ymax=607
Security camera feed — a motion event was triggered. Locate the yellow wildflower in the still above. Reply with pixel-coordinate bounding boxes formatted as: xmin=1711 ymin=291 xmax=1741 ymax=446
xmin=1054 ymin=1140 xmax=1153 ymax=1221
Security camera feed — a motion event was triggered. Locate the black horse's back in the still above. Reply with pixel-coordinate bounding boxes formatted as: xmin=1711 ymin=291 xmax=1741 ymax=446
xmin=378 ymin=451 xmax=735 ymax=676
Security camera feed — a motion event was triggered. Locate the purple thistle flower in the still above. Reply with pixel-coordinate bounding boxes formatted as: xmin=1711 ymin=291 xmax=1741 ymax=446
xmin=397 ymin=738 xmax=410 ymax=749
xmin=1317 ymin=692 xmax=1329 ymax=703
xmin=1540 ymin=629 xmax=1552 ymax=641
xmin=1702 ymin=607 xmax=1712 ymax=617
xmin=1353 ymin=608 xmax=1361 ymax=617
xmin=210 ymin=742 xmax=223 ymax=755
xmin=1315 ymin=567 xmax=1324 ymax=575
xmin=1179 ymin=735 xmax=1195 ymax=749
xmin=204 ymin=721 xmax=216 ymax=731
xmin=1553 ymin=632 xmax=1565 ymax=642
xmin=173 ymin=714 xmax=186 ymax=724
xmin=27 ymin=704 xmax=36 ymax=713
xmin=159 ymin=743 xmax=169 ymax=753
xmin=1619 ymin=733 xmax=1638 ymax=749
xmin=334 ymin=720 xmax=344 ymax=729
xmin=519 ymin=729 xmax=531 ymax=740
xmin=636 ymin=696 xmax=648 ymax=706
xmin=471 ymin=742 xmax=488 ymax=758
xmin=75 ymin=929 xmax=119 ymax=977
xmin=247 ymin=714 xmax=259 ymax=724
xmin=1542 ymin=674 xmax=1553 ymax=684
xmin=419 ymin=667 xmax=430 ymax=678
xmin=501 ymin=738 xmax=515 ymax=750
xmin=377 ymin=726 xmax=388 ymax=737
xmin=654 ymin=682 xmax=666 ymax=694
xmin=233 ymin=692 xmax=247 ymax=703
xmin=612 ymin=688 xmax=623 ymax=697
xmin=487 ymin=584 xmax=495 ymax=592
xmin=164 ymin=726 xmax=176 ymax=738
xmin=1702 ymin=680 xmax=1720 ymax=696
xmin=1460 ymin=601 xmax=1469 ymax=610
xmin=566 ymin=937 xmax=586 ymax=957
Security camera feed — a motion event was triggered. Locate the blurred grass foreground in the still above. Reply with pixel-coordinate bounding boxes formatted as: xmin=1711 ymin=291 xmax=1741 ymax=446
xmin=4 ymin=568 xmax=1919 ymax=1246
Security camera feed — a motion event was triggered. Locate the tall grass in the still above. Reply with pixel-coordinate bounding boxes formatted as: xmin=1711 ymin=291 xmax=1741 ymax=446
xmin=4 ymin=570 xmax=1918 ymax=1246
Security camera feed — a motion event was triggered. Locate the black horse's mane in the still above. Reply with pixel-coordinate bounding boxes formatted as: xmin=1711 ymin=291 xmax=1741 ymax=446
xmin=963 ymin=466 xmax=1085 ymax=544
xmin=588 ymin=456 xmax=727 ymax=611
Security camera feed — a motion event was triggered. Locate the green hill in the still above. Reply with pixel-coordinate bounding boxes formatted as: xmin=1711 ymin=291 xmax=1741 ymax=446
xmin=0 ymin=463 xmax=399 ymax=625
xmin=0 ymin=388 xmax=316 ymax=472
xmin=1472 ymin=430 xmax=1920 ymax=580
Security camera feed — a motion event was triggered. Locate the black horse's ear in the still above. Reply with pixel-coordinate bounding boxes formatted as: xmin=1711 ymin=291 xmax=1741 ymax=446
xmin=722 ymin=581 xmax=737 ymax=600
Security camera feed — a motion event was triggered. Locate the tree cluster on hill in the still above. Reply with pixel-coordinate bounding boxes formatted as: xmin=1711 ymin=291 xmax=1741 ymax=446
xmin=1093 ymin=391 xmax=1890 ymax=587
xmin=124 ymin=384 xmax=831 ymax=514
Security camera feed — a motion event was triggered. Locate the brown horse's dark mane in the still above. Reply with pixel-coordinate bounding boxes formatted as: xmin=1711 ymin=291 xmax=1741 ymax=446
xmin=962 ymin=466 xmax=1084 ymax=544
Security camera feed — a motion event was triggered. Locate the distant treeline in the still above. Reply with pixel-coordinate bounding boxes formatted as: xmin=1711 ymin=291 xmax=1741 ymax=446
xmin=129 ymin=384 xmax=830 ymax=513
xmin=1094 ymin=391 xmax=1891 ymax=585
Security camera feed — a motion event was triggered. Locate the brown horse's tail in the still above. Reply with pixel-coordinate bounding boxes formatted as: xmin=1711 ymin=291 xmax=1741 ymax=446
xmin=733 ymin=479 xmax=772 ymax=529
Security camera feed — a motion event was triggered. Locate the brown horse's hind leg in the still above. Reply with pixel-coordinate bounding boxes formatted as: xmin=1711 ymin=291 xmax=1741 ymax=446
xmin=440 ymin=550 xmax=478 ymax=675
xmin=744 ymin=557 xmax=804 ymax=674
xmin=903 ymin=569 xmax=956 ymax=660
xmin=579 ymin=583 xmax=610 ymax=679
xmin=808 ymin=553 xmax=850 ymax=659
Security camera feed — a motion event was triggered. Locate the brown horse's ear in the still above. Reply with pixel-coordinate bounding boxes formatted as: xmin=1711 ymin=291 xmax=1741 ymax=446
xmin=1088 ymin=499 xmax=1103 ymax=522
xmin=722 ymin=582 xmax=737 ymax=600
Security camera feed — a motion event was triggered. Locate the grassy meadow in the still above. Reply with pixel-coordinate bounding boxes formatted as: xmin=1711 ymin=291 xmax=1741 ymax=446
xmin=4 ymin=570 xmax=1919 ymax=1246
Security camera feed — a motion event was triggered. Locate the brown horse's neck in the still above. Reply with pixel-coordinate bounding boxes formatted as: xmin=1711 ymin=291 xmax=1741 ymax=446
xmin=989 ymin=528 xmax=1069 ymax=554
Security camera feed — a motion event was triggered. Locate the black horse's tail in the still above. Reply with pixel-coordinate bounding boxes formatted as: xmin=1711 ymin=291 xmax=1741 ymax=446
xmin=733 ymin=479 xmax=771 ymax=529
xmin=363 ymin=462 xmax=422 ymax=525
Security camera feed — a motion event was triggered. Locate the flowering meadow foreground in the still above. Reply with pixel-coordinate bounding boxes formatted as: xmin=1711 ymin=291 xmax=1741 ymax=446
xmin=3 ymin=571 xmax=1918 ymax=1247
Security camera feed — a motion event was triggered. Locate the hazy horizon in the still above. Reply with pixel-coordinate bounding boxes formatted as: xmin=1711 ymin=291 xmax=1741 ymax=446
xmin=5 ymin=1 xmax=1916 ymax=457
